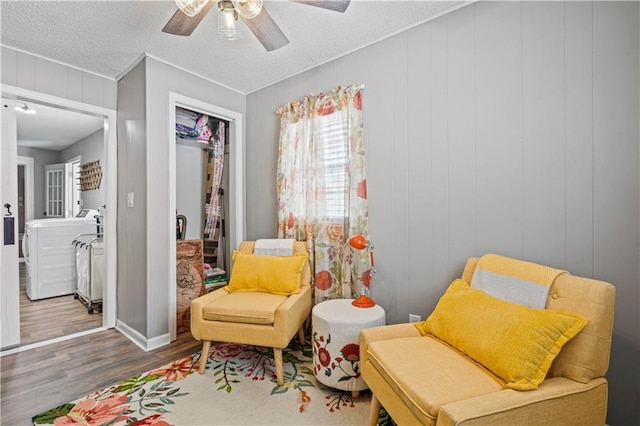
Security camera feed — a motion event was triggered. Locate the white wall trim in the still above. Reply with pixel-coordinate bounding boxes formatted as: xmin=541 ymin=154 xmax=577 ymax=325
xmin=1 ymin=98 xmax=20 ymax=348
xmin=1 ymin=45 xmax=117 ymax=81
xmin=116 ymin=320 xmax=171 ymax=352
xmin=146 ymin=333 xmax=172 ymax=351
xmin=114 ymin=52 xmax=147 ymax=83
xmin=16 ymin=155 xmax=34 ymax=224
xmin=168 ymin=92 xmax=245 ymax=342
xmin=148 ymin=53 xmax=245 ymax=96
xmin=245 ymin=1 xmax=476 ymax=95
xmin=2 ymin=84 xmax=118 ymax=331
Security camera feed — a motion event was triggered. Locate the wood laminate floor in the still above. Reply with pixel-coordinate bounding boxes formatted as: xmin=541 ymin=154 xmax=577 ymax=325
xmin=3 ymin=265 xmax=202 ymax=425
xmin=19 ymin=263 xmax=103 ymax=346
xmin=1 ymin=329 xmax=202 ymax=425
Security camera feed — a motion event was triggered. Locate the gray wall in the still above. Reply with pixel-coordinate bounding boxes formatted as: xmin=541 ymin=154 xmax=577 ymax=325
xmin=115 ymin=57 xmax=245 ymax=340
xmin=2 ymin=46 xmax=115 ymax=222
xmin=116 ymin=59 xmax=148 ymax=337
xmin=176 ymin=143 xmax=206 ymax=241
xmin=1 ymin=46 xmax=117 ymax=110
xmin=16 ymin=129 xmax=104 ymax=221
xmin=61 ymin=129 xmax=105 ymax=212
xmin=245 ymin=2 xmax=639 ymax=424
xmin=16 ymin=146 xmax=60 ymax=219
xmin=145 ymin=57 xmax=245 ymax=338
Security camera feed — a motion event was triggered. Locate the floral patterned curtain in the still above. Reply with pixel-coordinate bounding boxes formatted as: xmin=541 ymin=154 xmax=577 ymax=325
xmin=276 ymin=83 xmax=370 ymax=303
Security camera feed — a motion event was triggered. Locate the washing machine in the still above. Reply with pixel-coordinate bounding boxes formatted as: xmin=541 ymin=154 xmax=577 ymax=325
xmin=22 ymin=209 xmax=100 ymax=300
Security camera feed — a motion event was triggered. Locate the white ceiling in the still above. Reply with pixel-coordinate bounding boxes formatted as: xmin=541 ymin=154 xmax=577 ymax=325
xmin=1 ymin=0 xmax=469 ymax=94
xmin=16 ymin=101 xmax=104 ymax=151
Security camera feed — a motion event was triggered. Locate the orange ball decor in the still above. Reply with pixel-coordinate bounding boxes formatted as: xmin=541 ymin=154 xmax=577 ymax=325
xmin=348 ymin=234 xmax=376 ymax=308
xmin=349 ymin=234 xmax=368 ymax=250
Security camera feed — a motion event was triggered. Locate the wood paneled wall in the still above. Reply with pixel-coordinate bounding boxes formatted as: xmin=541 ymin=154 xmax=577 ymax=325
xmin=245 ymin=2 xmax=639 ymax=424
xmin=1 ymin=47 xmax=117 ymax=110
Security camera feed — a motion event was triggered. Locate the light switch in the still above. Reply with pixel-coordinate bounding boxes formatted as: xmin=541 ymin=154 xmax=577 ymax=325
xmin=127 ymin=192 xmax=134 ymax=208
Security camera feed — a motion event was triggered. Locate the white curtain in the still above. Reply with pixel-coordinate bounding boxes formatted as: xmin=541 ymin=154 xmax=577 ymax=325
xmin=276 ymin=83 xmax=371 ymax=303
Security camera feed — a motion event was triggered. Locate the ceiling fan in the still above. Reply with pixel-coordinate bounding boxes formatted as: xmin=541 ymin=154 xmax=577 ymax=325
xmin=162 ymin=0 xmax=351 ymax=52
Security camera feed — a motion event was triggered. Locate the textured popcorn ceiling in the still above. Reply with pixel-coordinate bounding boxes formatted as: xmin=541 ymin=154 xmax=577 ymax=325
xmin=1 ymin=0 xmax=468 ymax=94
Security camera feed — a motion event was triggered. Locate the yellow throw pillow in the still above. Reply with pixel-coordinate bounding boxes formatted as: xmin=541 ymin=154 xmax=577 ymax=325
xmin=227 ymin=251 xmax=308 ymax=296
xmin=415 ymin=279 xmax=587 ymax=390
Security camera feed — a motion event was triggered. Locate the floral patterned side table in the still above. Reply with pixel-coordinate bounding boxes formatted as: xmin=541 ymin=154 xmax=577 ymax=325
xmin=312 ymin=299 xmax=386 ymax=397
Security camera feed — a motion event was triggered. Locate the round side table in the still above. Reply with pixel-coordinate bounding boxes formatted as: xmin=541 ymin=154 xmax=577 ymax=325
xmin=311 ymin=299 xmax=386 ymax=397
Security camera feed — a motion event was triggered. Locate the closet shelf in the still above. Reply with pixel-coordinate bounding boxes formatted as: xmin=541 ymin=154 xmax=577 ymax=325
xmin=176 ymin=137 xmax=209 ymax=149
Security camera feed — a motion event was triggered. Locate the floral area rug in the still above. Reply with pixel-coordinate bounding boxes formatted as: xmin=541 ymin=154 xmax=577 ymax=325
xmin=33 ymin=340 xmax=393 ymax=425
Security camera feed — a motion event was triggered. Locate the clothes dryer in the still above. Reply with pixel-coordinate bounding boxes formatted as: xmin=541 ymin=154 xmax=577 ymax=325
xmin=22 ymin=209 xmax=100 ymax=300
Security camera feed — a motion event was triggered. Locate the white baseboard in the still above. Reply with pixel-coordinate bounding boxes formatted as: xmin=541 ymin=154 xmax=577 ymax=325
xmin=116 ymin=320 xmax=171 ymax=352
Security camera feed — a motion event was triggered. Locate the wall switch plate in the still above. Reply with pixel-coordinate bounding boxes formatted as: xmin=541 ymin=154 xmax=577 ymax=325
xmin=127 ymin=192 xmax=134 ymax=208
xmin=409 ymin=314 xmax=421 ymax=323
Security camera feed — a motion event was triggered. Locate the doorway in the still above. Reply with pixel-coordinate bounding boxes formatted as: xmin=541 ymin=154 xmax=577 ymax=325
xmin=16 ymin=156 xmax=34 ymax=261
xmin=17 ymin=103 xmax=104 ymax=346
xmin=1 ymin=89 xmax=117 ymax=352
xmin=67 ymin=155 xmax=82 ymax=218
xmin=168 ymin=92 xmax=245 ymax=342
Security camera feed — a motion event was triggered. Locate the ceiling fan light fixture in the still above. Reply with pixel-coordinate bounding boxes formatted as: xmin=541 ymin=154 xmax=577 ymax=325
xmin=218 ymin=3 xmax=242 ymax=40
xmin=175 ymin=0 xmax=209 ymax=17
xmin=14 ymin=102 xmax=36 ymax=115
xmin=231 ymin=0 xmax=263 ymax=19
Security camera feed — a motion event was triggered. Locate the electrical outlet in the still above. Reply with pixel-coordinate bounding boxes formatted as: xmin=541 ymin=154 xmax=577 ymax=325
xmin=409 ymin=314 xmax=421 ymax=323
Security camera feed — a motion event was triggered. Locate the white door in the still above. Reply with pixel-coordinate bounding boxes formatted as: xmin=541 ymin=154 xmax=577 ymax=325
xmin=45 ymin=163 xmax=65 ymax=217
xmin=1 ymin=98 xmax=21 ymax=349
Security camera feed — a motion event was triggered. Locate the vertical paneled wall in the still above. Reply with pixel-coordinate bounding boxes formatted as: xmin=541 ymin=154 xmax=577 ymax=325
xmin=16 ymin=146 xmax=61 ymax=219
xmin=116 ymin=60 xmax=148 ymax=336
xmin=61 ymin=129 xmax=105 ymax=212
xmin=144 ymin=58 xmax=245 ymax=339
xmin=246 ymin=2 xmax=639 ymax=424
xmin=1 ymin=47 xmax=117 ymax=110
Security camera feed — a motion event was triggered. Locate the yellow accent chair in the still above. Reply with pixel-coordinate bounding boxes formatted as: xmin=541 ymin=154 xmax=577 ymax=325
xmin=190 ymin=241 xmax=312 ymax=386
xmin=360 ymin=257 xmax=615 ymax=425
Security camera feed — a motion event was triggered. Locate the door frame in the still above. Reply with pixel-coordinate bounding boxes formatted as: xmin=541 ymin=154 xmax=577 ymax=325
xmin=66 ymin=155 xmax=82 ymax=217
xmin=17 ymin=155 xmax=34 ymax=261
xmin=168 ymin=92 xmax=245 ymax=342
xmin=44 ymin=163 xmax=66 ymax=218
xmin=1 ymin=84 xmax=118 ymax=337
xmin=1 ymin=98 xmax=20 ymax=348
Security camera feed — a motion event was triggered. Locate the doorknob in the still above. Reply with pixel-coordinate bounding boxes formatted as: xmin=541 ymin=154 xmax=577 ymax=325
xmin=3 ymin=203 xmax=12 ymax=216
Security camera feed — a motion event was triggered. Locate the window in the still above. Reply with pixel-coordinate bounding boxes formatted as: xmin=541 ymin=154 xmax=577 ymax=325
xmin=313 ymin=112 xmax=348 ymax=219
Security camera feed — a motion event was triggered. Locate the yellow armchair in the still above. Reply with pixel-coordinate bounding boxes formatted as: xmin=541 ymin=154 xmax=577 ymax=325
xmin=360 ymin=257 xmax=615 ymax=425
xmin=191 ymin=241 xmax=312 ymax=386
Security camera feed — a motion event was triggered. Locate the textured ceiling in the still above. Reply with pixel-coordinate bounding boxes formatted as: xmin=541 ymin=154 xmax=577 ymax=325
xmin=1 ymin=0 xmax=469 ymax=94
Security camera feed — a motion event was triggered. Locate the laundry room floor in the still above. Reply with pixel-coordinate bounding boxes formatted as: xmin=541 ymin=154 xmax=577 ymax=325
xmin=19 ymin=263 xmax=102 ymax=346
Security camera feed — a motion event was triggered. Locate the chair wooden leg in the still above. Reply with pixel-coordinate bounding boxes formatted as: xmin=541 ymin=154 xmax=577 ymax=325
xmin=368 ymin=393 xmax=381 ymax=426
xmin=274 ymin=347 xmax=284 ymax=386
xmin=199 ymin=341 xmax=211 ymax=374
xmin=297 ymin=325 xmax=305 ymax=345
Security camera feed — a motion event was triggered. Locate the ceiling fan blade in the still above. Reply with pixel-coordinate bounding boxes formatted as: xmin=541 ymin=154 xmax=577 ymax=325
xmin=241 ymin=8 xmax=290 ymax=52
xmin=290 ymin=0 xmax=350 ymax=13
xmin=162 ymin=1 xmax=216 ymax=36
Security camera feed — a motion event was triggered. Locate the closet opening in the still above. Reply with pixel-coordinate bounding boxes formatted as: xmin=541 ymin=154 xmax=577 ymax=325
xmin=168 ymin=92 xmax=244 ymax=342
xmin=175 ymin=106 xmax=230 ymax=335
